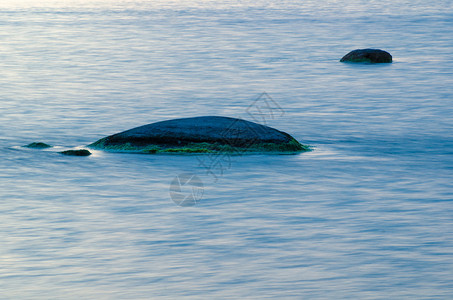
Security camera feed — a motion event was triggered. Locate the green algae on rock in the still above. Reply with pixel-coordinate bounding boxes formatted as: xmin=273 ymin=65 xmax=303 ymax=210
xmin=60 ymin=149 xmax=92 ymax=156
xmin=340 ymin=49 xmax=392 ymax=63
xmin=87 ymin=116 xmax=310 ymax=154
xmin=24 ymin=142 xmax=52 ymax=149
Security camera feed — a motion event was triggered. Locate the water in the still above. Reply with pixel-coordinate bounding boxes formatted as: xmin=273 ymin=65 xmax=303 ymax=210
xmin=1 ymin=0 xmax=453 ymax=298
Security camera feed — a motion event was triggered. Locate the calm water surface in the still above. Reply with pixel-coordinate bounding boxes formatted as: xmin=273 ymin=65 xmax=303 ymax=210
xmin=1 ymin=0 xmax=452 ymax=299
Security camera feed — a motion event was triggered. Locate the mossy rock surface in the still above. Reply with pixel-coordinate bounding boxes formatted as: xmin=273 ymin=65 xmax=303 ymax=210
xmin=60 ymin=149 xmax=92 ymax=156
xmin=87 ymin=116 xmax=310 ymax=154
xmin=24 ymin=142 xmax=52 ymax=149
xmin=340 ymin=49 xmax=392 ymax=63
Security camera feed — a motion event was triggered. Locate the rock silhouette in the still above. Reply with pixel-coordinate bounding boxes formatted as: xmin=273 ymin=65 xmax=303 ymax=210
xmin=88 ymin=116 xmax=309 ymax=154
xmin=340 ymin=49 xmax=392 ymax=63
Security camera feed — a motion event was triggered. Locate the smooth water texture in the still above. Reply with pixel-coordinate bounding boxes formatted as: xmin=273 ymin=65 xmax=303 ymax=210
xmin=1 ymin=0 xmax=453 ymax=299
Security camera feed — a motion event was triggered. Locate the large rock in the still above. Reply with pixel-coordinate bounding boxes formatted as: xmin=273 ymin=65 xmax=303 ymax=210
xmin=87 ymin=116 xmax=309 ymax=154
xmin=340 ymin=49 xmax=392 ymax=63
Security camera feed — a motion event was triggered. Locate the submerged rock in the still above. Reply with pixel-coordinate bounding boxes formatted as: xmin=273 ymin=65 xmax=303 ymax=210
xmin=340 ymin=49 xmax=392 ymax=63
xmin=60 ymin=149 xmax=92 ymax=156
xmin=24 ymin=142 xmax=52 ymax=149
xmin=87 ymin=116 xmax=310 ymax=154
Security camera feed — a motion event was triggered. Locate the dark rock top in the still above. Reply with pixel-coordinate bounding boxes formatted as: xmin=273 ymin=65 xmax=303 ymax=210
xmin=340 ymin=49 xmax=392 ymax=63
xmin=88 ymin=116 xmax=309 ymax=153
xmin=24 ymin=142 xmax=52 ymax=149
xmin=60 ymin=149 xmax=92 ymax=156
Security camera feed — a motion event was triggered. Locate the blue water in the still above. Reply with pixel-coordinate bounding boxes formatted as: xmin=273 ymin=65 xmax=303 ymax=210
xmin=1 ymin=0 xmax=453 ymax=298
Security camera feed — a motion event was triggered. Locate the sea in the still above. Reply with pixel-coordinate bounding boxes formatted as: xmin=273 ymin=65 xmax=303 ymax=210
xmin=1 ymin=0 xmax=452 ymax=299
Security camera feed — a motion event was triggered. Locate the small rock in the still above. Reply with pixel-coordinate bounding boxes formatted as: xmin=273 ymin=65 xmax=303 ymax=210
xmin=60 ymin=149 xmax=92 ymax=156
xmin=24 ymin=142 xmax=52 ymax=149
xmin=340 ymin=49 xmax=392 ymax=63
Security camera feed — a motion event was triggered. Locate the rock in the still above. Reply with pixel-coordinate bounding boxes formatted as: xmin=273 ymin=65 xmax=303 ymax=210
xmin=60 ymin=149 xmax=92 ymax=156
xmin=24 ymin=142 xmax=52 ymax=149
xmin=87 ymin=116 xmax=310 ymax=154
xmin=340 ymin=49 xmax=392 ymax=63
